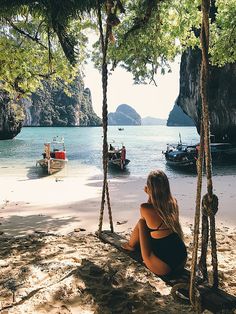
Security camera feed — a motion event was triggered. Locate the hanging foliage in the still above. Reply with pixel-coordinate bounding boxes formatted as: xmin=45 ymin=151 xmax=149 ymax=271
xmin=0 ymin=0 xmax=235 ymax=93
xmin=0 ymin=7 xmax=92 ymax=98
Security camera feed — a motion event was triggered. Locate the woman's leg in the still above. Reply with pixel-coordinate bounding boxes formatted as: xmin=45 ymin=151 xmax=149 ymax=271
xmin=138 ymin=219 xmax=171 ymax=276
xmin=121 ymin=221 xmax=140 ymax=251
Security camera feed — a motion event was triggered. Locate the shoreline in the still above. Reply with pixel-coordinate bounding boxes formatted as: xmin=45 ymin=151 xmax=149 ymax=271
xmin=0 ymin=171 xmax=236 ymax=236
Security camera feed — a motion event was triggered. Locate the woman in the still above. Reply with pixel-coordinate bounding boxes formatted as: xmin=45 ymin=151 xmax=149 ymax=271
xmin=122 ymin=170 xmax=187 ymax=276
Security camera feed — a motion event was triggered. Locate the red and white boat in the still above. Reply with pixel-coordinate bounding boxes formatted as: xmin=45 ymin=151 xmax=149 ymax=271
xmin=36 ymin=137 xmax=68 ymax=175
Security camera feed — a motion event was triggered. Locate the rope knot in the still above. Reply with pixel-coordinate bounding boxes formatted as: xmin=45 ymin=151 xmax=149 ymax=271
xmin=171 ymin=283 xmax=202 ymax=312
xmin=202 ymin=193 xmax=218 ymax=217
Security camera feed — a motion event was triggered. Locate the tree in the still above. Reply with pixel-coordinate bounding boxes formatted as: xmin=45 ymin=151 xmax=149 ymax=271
xmin=0 ymin=1 xmax=235 ymax=93
xmin=0 ymin=5 xmax=91 ymax=98
xmin=102 ymin=0 xmax=236 ymax=84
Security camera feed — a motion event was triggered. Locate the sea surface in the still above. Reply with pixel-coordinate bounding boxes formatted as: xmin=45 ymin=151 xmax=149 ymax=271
xmin=0 ymin=126 xmax=235 ymax=179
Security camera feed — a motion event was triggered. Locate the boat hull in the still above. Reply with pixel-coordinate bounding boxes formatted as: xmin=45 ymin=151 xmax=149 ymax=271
xmin=164 ymin=142 xmax=236 ymax=170
xmin=210 ymin=143 xmax=236 ymax=162
xmin=108 ymin=158 xmax=130 ymax=170
xmin=165 ymin=159 xmax=196 ymax=168
xmin=37 ymin=158 xmax=68 ymax=175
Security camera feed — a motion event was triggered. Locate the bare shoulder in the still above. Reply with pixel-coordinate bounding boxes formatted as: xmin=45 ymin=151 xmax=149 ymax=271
xmin=140 ymin=202 xmax=154 ymax=210
xmin=140 ymin=203 xmax=155 ymax=219
xmin=140 ymin=202 xmax=160 ymax=226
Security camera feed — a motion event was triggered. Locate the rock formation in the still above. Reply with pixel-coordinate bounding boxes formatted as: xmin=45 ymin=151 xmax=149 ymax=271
xmin=0 ymin=91 xmax=24 ymax=140
xmin=108 ymin=104 xmax=141 ymax=125
xmin=1 ymin=76 xmax=101 ymax=139
xmin=167 ymin=102 xmax=195 ymax=126
xmin=79 ymin=88 xmax=101 ymax=126
xmin=177 ymin=48 xmax=236 ymax=143
xmin=23 ymin=77 xmax=101 ymax=127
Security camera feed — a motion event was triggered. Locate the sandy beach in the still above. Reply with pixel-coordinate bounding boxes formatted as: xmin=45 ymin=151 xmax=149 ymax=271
xmin=0 ymin=170 xmax=236 ymax=313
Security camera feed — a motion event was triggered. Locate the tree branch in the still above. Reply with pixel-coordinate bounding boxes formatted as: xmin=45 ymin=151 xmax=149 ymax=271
xmin=124 ymin=0 xmax=161 ymax=39
xmin=6 ymin=18 xmax=48 ymax=49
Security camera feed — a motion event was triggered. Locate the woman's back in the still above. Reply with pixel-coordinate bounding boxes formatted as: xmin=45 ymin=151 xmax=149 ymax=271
xmin=140 ymin=203 xmax=174 ymax=239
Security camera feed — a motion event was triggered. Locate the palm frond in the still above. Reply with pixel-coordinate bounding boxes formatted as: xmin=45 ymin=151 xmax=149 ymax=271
xmin=0 ymin=0 xmax=106 ymax=64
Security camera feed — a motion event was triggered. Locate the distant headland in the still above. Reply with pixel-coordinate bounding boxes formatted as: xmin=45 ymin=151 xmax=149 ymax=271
xmin=107 ymin=103 xmax=194 ymax=127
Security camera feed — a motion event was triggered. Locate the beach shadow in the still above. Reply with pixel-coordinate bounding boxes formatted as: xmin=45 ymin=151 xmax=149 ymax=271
xmin=48 ymin=259 xmax=172 ymax=313
xmin=0 ymin=234 xmax=192 ymax=313
xmin=0 ymin=231 xmax=60 ymax=302
xmin=69 ymin=259 xmax=133 ymax=312
xmin=0 ymin=233 xmax=47 ymax=260
xmin=0 ymin=214 xmax=80 ymax=237
xmin=25 ymin=165 xmax=49 ymax=180
xmin=18 ymin=165 xmax=67 ymax=181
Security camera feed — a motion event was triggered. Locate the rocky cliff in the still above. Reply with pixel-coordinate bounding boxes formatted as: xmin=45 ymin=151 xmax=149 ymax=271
xmin=23 ymin=77 xmax=101 ymax=127
xmin=108 ymin=104 xmax=141 ymax=125
xmin=0 ymin=92 xmax=24 ymax=140
xmin=0 ymin=76 xmax=101 ymax=139
xmin=79 ymin=88 xmax=102 ymax=126
xmin=167 ymin=102 xmax=195 ymax=126
xmin=177 ymin=48 xmax=236 ymax=143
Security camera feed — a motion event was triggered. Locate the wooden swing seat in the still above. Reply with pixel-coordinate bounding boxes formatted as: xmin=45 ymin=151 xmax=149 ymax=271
xmin=98 ymin=230 xmax=236 ymax=313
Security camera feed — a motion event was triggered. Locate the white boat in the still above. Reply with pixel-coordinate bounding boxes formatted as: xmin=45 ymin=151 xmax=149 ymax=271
xmin=108 ymin=143 xmax=130 ymax=170
xmin=36 ymin=137 xmax=68 ymax=175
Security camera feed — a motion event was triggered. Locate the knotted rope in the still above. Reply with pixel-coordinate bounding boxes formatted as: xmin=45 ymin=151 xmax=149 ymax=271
xmin=199 ymin=193 xmax=218 ymax=285
xmin=97 ymin=0 xmax=116 ymax=236
xmin=189 ymin=0 xmax=219 ymax=311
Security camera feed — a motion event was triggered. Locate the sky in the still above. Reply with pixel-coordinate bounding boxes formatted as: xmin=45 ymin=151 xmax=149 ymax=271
xmin=83 ymin=58 xmax=181 ymax=120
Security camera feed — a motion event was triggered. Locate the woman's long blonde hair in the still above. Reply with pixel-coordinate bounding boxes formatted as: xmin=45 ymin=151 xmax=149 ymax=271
xmin=147 ymin=170 xmax=184 ymax=239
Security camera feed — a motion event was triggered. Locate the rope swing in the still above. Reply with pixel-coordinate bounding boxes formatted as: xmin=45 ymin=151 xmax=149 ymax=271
xmin=96 ymin=0 xmax=220 ymax=311
xmin=97 ymin=0 xmax=116 ymax=236
xmin=189 ymin=0 xmax=219 ymax=311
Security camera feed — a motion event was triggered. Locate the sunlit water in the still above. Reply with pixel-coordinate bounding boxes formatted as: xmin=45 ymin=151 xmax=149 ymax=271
xmin=0 ymin=126 xmax=235 ymax=179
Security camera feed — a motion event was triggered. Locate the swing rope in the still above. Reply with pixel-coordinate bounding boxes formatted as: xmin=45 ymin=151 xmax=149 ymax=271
xmin=96 ymin=1 xmax=220 ymax=311
xmin=189 ymin=0 xmax=219 ymax=310
xmin=189 ymin=119 xmax=205 ymax=312
xmin=198 ymin=1 xmax=219 ymax=281
xmin=97 ymin=0 xmax=115 ymax=236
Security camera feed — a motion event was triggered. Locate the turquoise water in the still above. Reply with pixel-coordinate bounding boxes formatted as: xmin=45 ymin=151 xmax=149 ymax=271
xmin=0 ymin=126 xmax=235 ymax=178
